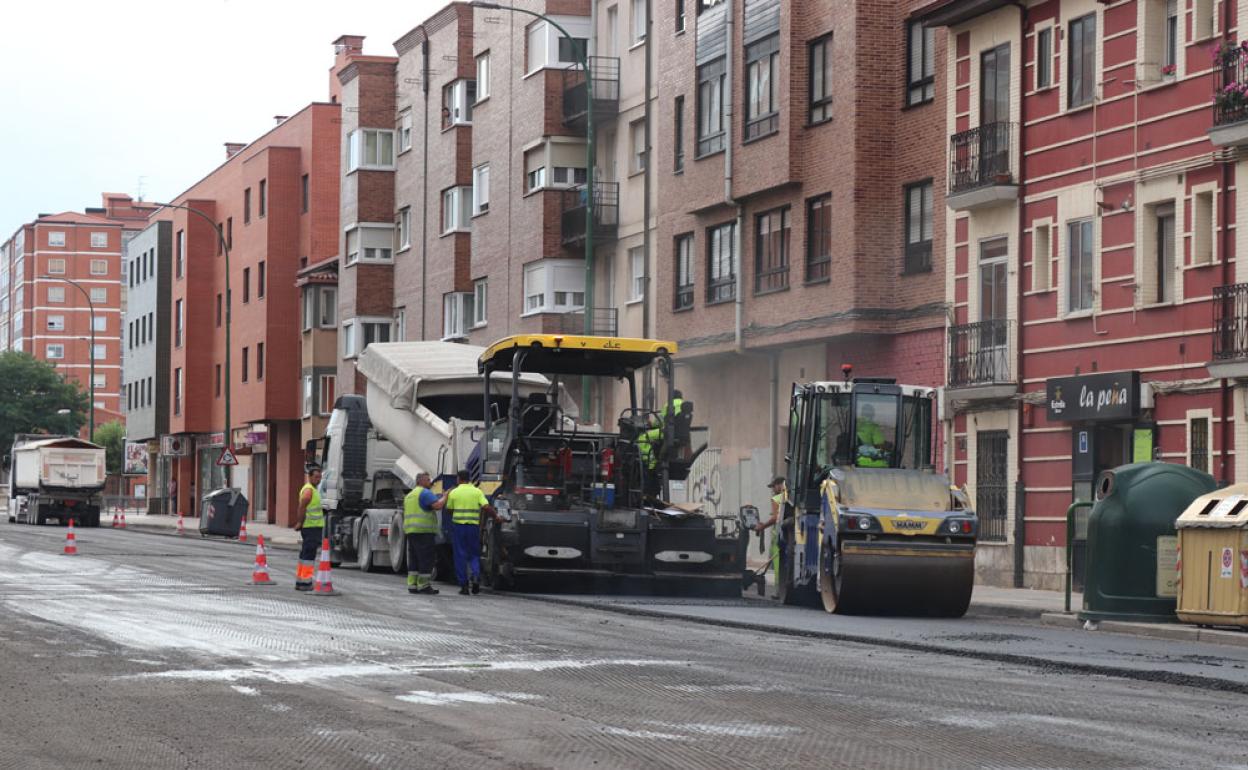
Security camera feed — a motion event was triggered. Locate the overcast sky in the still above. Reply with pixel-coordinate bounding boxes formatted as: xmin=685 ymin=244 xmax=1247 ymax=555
xmin=0 ymin=0 xmax=444 ymax=237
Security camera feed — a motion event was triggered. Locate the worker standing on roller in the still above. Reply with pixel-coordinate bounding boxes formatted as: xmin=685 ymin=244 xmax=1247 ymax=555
xmin=293 ymin=464 xmax=324 ymax=591
xmin=445 ymin=469 xmax=498 ymax=595
xmin=755 ymin=476 xmax=787 ymax=598
xmin=404 ymin=472 xmax=447 ymax=595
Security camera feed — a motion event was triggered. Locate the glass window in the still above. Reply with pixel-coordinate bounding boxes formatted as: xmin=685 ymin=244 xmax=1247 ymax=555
xmin=904 ymin=181 xmax=934 ymax=274
xmin=673 ymin=95 xmax=685 ymax=172
xmin=302 ymin=375 xmax=313 ymax=417
xmin=90 ymin=287 xmax=106 ymax=303
xmin=630 ymin=119 xmax=647 ymax=173
xmin=473 ymin=278 xmax=488 ymax=327
xmin=476 ymin=52 xmax=490 ymax=100
xmin=48 ymin=231 xmax=66 ymax=247
xmin=1067 ymin=219 xmax=1095 ymax=312
xmin=631 ymin=0 xmax=647 ymax=42
xmin=258 ymin=179 xmax=267 ymax=217
xmin=398 ymin=111 xmax=412 ymax=152
xmin=810 ymin=34 xmax=833 ymax=124
xmin=92 ymin=344 xmax=105 ymax=361
xmin=675 ymin=0 xmax=686 ymax=33
xmin=697 ymin=58 xmax=726 ymax=156
xmin=629 ymin=246 xmax=645 ymax=301
xmin=1036 ymin=27 xmax=1052 ymax=88
xmin=854 ymin=393 xmax=899 ymax=468
xmin=176 ymin=229 xmax=184 ymax=278
xmin=244 ymin=188 xmax=252 ymax=224
xmin=674 ymin=234 xmax=694 ymax=310
xmin=443 ymin=79 xmax=476 ymax=127
xmin=745 ymin=35 xmax=780 ymax=140
xmin=473 ymin=165 xmax=490 ymax=215
xmin=47 ymin=258 xmax=66 ymax=274
xmin=46 ymin=344 xmax=64 ymax=359
xmin=258 ymin=261 xmax=266 ymax=298
xmin=92 ymin=316 xmax=106 ymax=332
xmin=527 ymin=21 xmax=546 ymax=72
xmin=1153 ymin=202 xmax=1176 ymax=304
xmin=175 ymin=299 xmax=184 ymax=347
xmin=755 ymin=207 xmax=790 ymax=294
xmin=1190 ymin=416 xmax=1210 ymax=473
xmin=320 ymin=287 xmax=337 ymax=327
xmin=342 ymin=320 xmax=356 ymax=358
xmin=906 ymin=21 xmax=935 ymax=106
xmin=301 ymin=174 xmax=310 ymax=212
xmin=398 ymin=208 xmax=412 ymax=249
xmin=442 ymin=187 xmax=472 ymax=233
xmin=806 ymin=194 xmax=832 ymax=282
xmin=319 ymin=375 xmax=336 ymax=416
xmin=241 ymin=346 xmax=249 ymax=382
xmin=174 ymin=368 xmax=182 ymax=415
xmin=242 ymin=267 xmax=251 ymax=303
xmin=443 ymin=292 xmax=472 ymax=339
xmin=706 ymin=221 xmax=737 ymax=303
xmin=347 ymin=129 xmax=396 ymax=170
xmin=1068 ymin=14 xmax=1096 ymax=109
xmin=47 ymin=315 xmax=65 ymax=331
xmin=90 ymin=232 xmax=108 ymax=248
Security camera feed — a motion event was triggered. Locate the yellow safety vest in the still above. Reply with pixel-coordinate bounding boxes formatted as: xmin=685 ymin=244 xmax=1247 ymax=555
xmin=403 ymin=486 xmax=439 ymax=534
xmin=446 ymin=482 xmax=488 ymax=525
xmin=301 ymin=483 xmax=324 ymax=528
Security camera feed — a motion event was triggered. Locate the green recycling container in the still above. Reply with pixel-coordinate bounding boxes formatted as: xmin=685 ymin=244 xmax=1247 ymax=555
xmin=1079 ymin=462 xmax=1217 ymax=623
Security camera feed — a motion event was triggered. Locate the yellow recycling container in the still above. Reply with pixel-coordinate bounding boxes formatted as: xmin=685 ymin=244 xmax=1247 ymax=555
xmin=1176 ymin=484 xmax=1248 ymax=627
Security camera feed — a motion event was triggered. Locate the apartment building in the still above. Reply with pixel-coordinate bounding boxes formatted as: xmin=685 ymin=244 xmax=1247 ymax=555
xmin=650 ymin=0 xmax=949 ymax=514
xmin=121 ymin=220 xmax=172 ymax=513
xmin=163 ymin=104 xmax=341 ymax=525
xmin=297 ymin=256 xmax=339 ymax=448
xmin=918 ymin=0 xmax=1240 ymax=588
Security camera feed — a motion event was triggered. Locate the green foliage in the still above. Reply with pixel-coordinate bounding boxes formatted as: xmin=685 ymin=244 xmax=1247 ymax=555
xmin=0 ymin=351 xmax=89 ymax=458
xmin=95 ymin=420 xmax=126 ymax=475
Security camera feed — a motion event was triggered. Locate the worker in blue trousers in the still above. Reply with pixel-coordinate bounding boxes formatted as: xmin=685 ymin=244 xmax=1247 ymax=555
xmin=444 ymin=469 xmax=498 ymax=595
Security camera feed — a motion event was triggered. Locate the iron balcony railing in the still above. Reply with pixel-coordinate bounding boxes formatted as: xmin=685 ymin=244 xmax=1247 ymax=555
xmin=563 ymin=56 xmax=620 ymax=131
xmin=1214 ymin=44 xmax=1248 ymax=127
xmin=1213 ymin=282 xmax=1248 ymax=360
xmin=948 ymin=319 xmax=1013 ymax=388
xmin=949 ymin=122 xmax=1017 ymax=195
xmin=561 ymin=181 xmax=619 ymax=247
xmin=555 ymin=307 xmax=618 ymax=337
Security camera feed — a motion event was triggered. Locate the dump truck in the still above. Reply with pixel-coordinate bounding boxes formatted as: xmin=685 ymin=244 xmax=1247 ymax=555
xmin=7 ymin=435 xmax=106 ymax=527
xmin=477 ymin=334 xmax=744 ymax=594
xmin=778 ymin=375 xmax=977 ymax=616
xmin=310 ymin=341 xmax=548 ymax=573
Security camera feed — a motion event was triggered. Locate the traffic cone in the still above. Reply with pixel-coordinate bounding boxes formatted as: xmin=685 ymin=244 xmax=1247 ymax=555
xmin=312 ymin=537 xmax=340 ymax=596
xmin=238 ymin=517 xmax=248 ymax=543
xmin=119 ymin=512 xmax=127 ymax=529
xmin=63 ymin=519 xmax=78 ymax=556
xmin=249 ymin=534 xmax=277 ymax=586
xmin=177 ymin=512 xmax=185 ymax=536
xmin=111 ymin=511 xmax=119 ymax=528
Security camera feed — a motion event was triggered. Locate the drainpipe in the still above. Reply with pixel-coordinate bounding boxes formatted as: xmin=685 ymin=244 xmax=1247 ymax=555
xmin=642 ymin=0 xmax=652 ymax=342
xmin=1012 ymin=2 xmax=1028 ymax=587
xmin=724 ymin=0 xmax=745 ymax=352
xmin=419 ymin=37 xmax=431 ymax=340
xmin=1220 ymin=20 xmax=1233 ymax=484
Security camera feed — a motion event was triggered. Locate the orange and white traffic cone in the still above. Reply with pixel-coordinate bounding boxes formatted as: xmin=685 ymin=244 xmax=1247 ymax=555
xmin=177 ymin=512 xmax=185 ymax=536
xmin=111 ymin=511 xmax=119 ymax=528
xmin=119 ymin=512 xmax=127 ymax=529
xmin=313 ymin=537 xmax=340 ymax=596
xmin=64 ymin=519 xmax=78 ymax=556
xmin=249 ymin=534 xmax=277 ymax=586
xmin=238 ymin=517 xmax=248 ymax=544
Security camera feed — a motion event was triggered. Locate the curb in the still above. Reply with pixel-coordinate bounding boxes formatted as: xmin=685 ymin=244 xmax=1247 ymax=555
xmin=120 ymin=522 xmax=303 ymax=552
xmin=1040 ymin=612 xmax=1248 ymax=649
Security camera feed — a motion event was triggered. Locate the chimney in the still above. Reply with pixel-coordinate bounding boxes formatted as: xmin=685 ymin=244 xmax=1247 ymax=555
xmin=225 ymin=142 xmax=246 ymax=159
xmin=274 ymin=115 xmax=288 ymax=125
xmin=329 ymin=34 xmax=367 ymax=104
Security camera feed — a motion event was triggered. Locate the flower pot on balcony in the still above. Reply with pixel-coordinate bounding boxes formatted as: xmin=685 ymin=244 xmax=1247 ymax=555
xmin=993 ymin=173 xmax=1012 ymax=184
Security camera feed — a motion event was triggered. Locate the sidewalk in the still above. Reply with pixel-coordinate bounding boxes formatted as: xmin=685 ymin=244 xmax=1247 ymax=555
xmin=121 ymin=513 xmax=302 ymax=549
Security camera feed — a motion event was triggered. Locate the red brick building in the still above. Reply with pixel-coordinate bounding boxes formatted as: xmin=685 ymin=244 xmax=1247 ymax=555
xmin=163 ymin=104 xmax=341 ymax=525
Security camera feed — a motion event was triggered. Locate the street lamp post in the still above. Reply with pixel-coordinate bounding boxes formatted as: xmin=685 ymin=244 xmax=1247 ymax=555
xmin=150 ymin=202 xmax=233 ymax=485
xmin=41 ymin=275 xmax=96 ymax=442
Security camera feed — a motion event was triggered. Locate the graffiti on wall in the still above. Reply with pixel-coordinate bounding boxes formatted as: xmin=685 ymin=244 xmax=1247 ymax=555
xmin=687 ymin=448 xmax=723 ymax=516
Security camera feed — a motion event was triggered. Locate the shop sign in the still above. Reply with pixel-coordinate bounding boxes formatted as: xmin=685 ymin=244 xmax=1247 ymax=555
xmin=1045 ymin=371 xmax=1140 ymax=422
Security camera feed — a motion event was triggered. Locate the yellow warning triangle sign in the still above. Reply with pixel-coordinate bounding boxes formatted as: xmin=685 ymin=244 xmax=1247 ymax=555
xmin=216 ymin=447 xmax=239 ymax=467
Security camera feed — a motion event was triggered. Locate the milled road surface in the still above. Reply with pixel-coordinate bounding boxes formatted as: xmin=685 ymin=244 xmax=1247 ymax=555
xmin=0 ymin=522 xmax=1246 ymax=769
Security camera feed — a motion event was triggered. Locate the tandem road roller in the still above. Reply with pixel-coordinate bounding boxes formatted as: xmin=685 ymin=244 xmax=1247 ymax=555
xmin=776 ymin=372 xmax=977 ymax=616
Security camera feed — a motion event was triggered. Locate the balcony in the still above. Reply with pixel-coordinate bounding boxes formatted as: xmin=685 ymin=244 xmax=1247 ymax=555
xmin=1210 ymin=44 xmax=1248 ymax=146
xmin=1209 ymin=283 xmax=1248 ymax=378
xmin=553 ymin=307 xmax=619 ymax=337
xmin=561 ymin=181 xmax=619 ymax=248
xmin=947 ymin=122 xmax=1018 ymax=211
xmin=563 ymin=57 xmax=620 ymax=132
xmin=945 ymin=319 xmax=1016 ymax=410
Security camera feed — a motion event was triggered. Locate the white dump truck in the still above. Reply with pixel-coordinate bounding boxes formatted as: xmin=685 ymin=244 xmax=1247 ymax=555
xmin=7 ymin=435 xmax=107 ymax=527
xmin=309 ymin=342 xmax=549 ymax=573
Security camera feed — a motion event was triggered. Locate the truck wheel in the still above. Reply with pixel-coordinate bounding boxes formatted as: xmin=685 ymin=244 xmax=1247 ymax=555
xmin=359 ymin=531 xmax=377 ymax=573
xmin=389 ymin=511 xmax=407 ymax=574
xmin=484 ymin=528 xmax=512 ymax=591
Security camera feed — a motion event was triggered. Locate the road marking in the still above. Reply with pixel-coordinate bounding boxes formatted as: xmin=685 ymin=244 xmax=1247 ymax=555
xmin=396 ymin=691 xmax=541 ymax=706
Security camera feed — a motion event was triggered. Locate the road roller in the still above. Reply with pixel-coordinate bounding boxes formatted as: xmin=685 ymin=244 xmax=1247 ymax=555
xmin=776 ymin=372 xmax=977 ymax=616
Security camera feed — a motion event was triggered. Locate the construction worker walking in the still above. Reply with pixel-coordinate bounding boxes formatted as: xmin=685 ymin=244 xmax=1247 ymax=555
xmin=404 ymin=472 xmax=447 ymax=595
xmin=445 ymin=469 xmax=497 ymax=595
xmin=755 ymin=476 xmax=786 ymax=598
xmin=293 ymin=464 xmax=324 ymax=591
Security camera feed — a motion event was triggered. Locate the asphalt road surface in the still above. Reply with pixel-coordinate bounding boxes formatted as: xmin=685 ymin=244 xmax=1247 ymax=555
xmin=1 ymin=522 xmax=1246 ymax=769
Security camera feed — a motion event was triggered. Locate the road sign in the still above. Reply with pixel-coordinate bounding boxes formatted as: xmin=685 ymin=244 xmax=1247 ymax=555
xmin=216 ymin=447 xmax=239 ymax=467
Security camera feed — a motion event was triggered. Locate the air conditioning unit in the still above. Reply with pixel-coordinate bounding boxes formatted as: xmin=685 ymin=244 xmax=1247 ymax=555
xmin=161 ymin=436 xmax=189 ymax=456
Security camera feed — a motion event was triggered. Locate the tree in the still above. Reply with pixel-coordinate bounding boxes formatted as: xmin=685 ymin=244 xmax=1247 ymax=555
xmin=0 ymin=351 xmax=89 ymax=459
xmin=95 ymin=420 xmax=126 ymax=476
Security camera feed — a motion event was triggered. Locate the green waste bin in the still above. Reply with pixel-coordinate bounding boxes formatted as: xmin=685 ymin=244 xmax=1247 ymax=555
xmin=1079 ymin=462 xmax=1217 ymax=623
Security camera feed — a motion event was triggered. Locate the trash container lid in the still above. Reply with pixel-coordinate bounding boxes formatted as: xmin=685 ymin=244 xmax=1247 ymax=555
xmin=1176 ymin=483 xmax=1248 ymax=529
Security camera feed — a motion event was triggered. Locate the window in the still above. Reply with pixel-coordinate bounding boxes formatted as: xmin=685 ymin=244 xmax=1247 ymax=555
xmin=676 ymin=0 xmax=686 ymax=33
xmin=975 ymin=431 xmax=1009 ymax=542
xmin=258 ymin=179 xmax=267 ymax=217
xmin=242 ymin=267 xmax=251 ymax=303
xmin=48 ymin=231 xmax=65 ymax=247
xmin=47 ymin=258 xmax=66 ymax=274
xmin=347 ymin=129 xmax=396 ymax=170
xmin=1067 ymin=219 xmax=1095 ymax=313
xmin=48 ymin=286 xmax=66 ymax=304
xmin=90 ymin=232 xmax=108 ymax=248
xmin=559 ymin=36 xmax=587 ymax=63
xmin=398 ymin=207 xmax=412 ymax=250
xmin=706 ymin=222 xmax=737 ymax=303
xmin=607 ymin=6 xmax=619 ymax=57
xmin=552 ymin=167 xmax=587 ymax=186
xmin=527 ymin=165 xmax=547 ymax=192
xmin=217 ymin=365 xmax=223 ymax=399
xmin=629 ymin=246 xmax=646 ymax=302
xmin=1032 ymin=222 xmax=1052 ymax=292
xmin=301 ymin=174 xmax=310 ymax=213
xmin=47 ymin=315 xmax=64 ymax=331
xmin=1193 ymin=0 xmax=1214 ymax=40
xmin=1149 ymin=201 xmax=1176 ymax=304
xmin=904 ymin=181 xmax=934 ymax=274
xmin=674 ymin=234 xmax=694 ymax=310
xmin=319 ymin=375 xmax=336 ymax=415
xmin=397 ymin=111 xmax=412 ymax=153
xmin=755 ymin=207 xmax=791 ymax=293
xmin=302 ymin=289 xmax=315 ymax=330
xmin=176 ymin=229 xmax=184 ymax=278
xmin=631 ymin=0 xmax=647 ymax=43
xmin=745 ymin=35 xmax=780 ymax=140
xmin=320 ymin=287 xmax=337 ymax=327
xmin=442 ymin=79 xmax=476 ymax=128
xmin=1068 ymin=14 xmax=1096 ymax=109
xmin=226 ymin=218 xmax=233 ymax=249
xmin=244 ymin=188 xmax=252 ymax=224
xmin=92 ymin=344 xmax=105 ymax=361
xmin=258 ymin=261 xmax=266 ymax=298
xmin=523 ymin=260 xmax=586 ymax=314
xmin=174 ymin=368 xmax=183 ymax=415
xmin=92 ymin=316 xmax=106 ymax=332
xmin=242 ymin=346 xmax=249 ymax=382
xmin=476 ymin=52 xmax=490 ymax=101
xmin=342 ymin=320 xmax=356 ymax=358
xmin=345 ymin=226 xmax=396 ymax=265
xmin=1164 ymin=0 xmax=1178 ymax=70
xmin=91 ymin=287 xmax=106 ymax=303
xmin=906 ymin=21 xmax=935 ymax=106
xmin=806 ymin=194 xmax=832 ymax=282
xmin=1189 ymin=415 xmax=1210 ymax=473
xmin=46 ymin=344 xmax=64 ymax=359
xmin=216 ymin=293 xmax=222 ymax=327
xmin=527 ymin=21 xmax=548 ymax=72
xmin=473 ymin=278 xmax=488 ymax=327
xmin=630 ymin=119 xmax=647 ymax=173
xmin=809 ymin=34 xmax=833 ymax=124
xmin=442 ymin=187 xmax=472 ymax=233
xmin=473 ymin=165 xmax=490 ymax=215
xmin=673 ymin=95 xmax=685 ymax=172
xmin=394 ymin=308 xmax=406 ymax=341
xmin=93 ymin=373 xmax=105 ymax=390
xmin=175 ymin=299 xmax=184 ymax=347
xmin=257 ymin=342 xmax=265 ymax=380
xmin=1193 ymin=190 xmax=1214 ymax=265
xmin=302 ymin=375 xmax=312 ymax=416
xmin=697 ymin=59 xmax=726 ymax=156
xmin=443 ymin=292 xmax=473 ymax=339
xmin=362 ymin=320 xmax=391 ymax=350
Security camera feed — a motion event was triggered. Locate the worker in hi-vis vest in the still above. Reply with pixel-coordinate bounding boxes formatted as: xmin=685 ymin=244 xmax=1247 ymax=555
xmin=445 ymin=469 xmax=498 ymax=595
xmin=293 ymin=464 xmax=324 ymax=591
xmin=403 ymin=472 xmax=448 ymax=595
xmin=754 ymin=475 xmax=787 ymax=598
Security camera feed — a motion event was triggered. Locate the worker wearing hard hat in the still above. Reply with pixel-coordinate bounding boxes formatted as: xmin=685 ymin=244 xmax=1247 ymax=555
xmin=445 ymin=469 xmax=499 ymax=595
xmin=293 ymin=464 xmax=324 ymax=591
xmin=755 ymin=476 xmax=787 ymax=597
xmin=403 ymin=473 xmax=447 ymax=595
